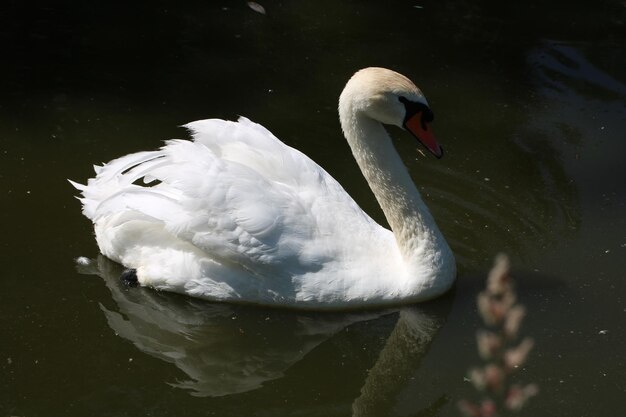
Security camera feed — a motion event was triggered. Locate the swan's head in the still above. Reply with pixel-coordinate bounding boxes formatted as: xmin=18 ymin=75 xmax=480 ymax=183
xmin=339 ymin=67 xmax=443 ymax=158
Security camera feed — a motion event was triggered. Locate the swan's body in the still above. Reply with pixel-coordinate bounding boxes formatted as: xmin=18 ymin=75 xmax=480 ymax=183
xmin=72 ymin=68 xmax=455 ymax=310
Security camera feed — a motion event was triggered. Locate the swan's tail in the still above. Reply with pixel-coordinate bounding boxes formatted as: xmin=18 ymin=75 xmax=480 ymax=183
xmin=69 ymin=150 xmax=172 ymax=221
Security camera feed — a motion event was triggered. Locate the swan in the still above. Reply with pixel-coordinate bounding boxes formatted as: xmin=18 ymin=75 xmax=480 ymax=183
xmin=71 ymin=67 xmax=456 ymax=310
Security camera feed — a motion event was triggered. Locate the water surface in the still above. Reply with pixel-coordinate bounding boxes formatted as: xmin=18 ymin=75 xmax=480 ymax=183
xmin=2 ymin=1 xmax=625 ymax=416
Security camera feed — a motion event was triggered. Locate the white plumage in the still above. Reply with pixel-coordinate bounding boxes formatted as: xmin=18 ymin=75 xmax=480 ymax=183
xmin=72 ymin=68 xmax=456 ymax=310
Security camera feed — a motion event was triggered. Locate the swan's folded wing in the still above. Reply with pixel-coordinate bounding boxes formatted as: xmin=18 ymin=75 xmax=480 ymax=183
xmin=74 ymin=118 xmax=378 ymax=275
xmin=156 ymin=139 xmax=316 ymax=268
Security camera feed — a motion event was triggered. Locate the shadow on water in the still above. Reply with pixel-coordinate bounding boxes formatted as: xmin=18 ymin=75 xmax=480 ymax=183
xmin=78 ymin=255 xmax=452 ymax=416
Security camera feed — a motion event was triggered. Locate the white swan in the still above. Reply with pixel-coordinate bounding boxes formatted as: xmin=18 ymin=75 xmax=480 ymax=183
xmin=71 ymin=67 xmax=456 ymax=310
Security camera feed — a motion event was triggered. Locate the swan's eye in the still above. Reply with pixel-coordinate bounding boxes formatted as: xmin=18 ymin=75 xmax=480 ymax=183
xmin=398 ymin=97 xmax=434 ymax=126
xmin=422 ymin=108 xmax=434 ymax=123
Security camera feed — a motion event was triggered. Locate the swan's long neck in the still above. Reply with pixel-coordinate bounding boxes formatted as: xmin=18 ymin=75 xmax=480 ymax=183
xmin=340 ymin=108 xmax=453 ymax=282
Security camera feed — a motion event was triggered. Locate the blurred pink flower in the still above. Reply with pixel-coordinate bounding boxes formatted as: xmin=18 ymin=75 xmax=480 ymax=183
xmin=477 ymin=330 xmax=503 ymax=360
xmin=486 ymin=254 xmax=512 ymax=295
xmin=504 ymin=338 xmax=534 ymax=370
xmin=460 ymin=254 xmax=538 ymax=416
xmin=505 ymin=383 xmax=539 ymax=410
xmin=458 ymin=399 xmax=481 ymax=417
xmin=504 ymin=305 xmax=526 ymax=339
xmin=469 ymin=367 xmax=487 ymax=391
xmin=477 ymin=289 xmax=516 ymax=326
xmin=480 ymin=399 xmax=498 ymax=417
xmin=484 ymin=364 xmax=505 ymax=392
xmin=469 ymin=364 xmax=506 ymax=392
xmin=458 ymin=399 xmax=499 ymax=417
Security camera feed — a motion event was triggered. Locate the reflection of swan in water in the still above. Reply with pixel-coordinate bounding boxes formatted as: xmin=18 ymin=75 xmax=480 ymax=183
xmin=80 ymin=255 xmax=450 ymax=412
xmin=352 ymin=308 xmax=447 ymax=417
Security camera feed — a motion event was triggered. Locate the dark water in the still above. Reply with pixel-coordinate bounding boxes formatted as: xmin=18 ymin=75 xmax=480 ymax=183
xmin=2 ymin=1 xmax=625 ymax=416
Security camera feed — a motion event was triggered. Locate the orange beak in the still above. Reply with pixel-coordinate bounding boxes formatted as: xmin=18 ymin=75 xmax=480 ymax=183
xmin=405 ymin=112 xmax=443 ymax=158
